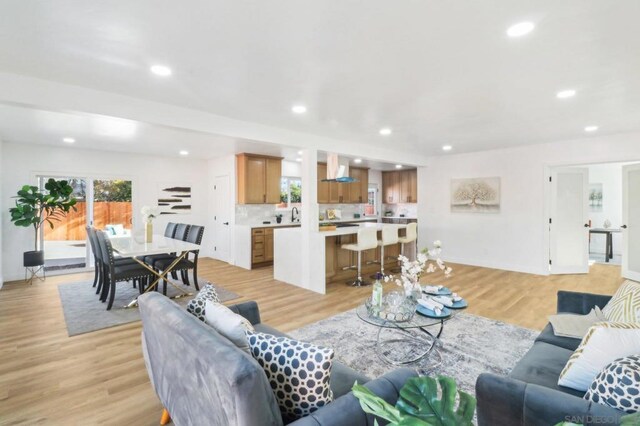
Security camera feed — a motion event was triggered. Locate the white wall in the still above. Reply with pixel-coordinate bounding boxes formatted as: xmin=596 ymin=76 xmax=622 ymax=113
xmin=1 ymin=142 xmax=210 ymax=282
xmin=587 ymin=163 xmax=624 ymax=255
xmin=419 ymin=132 xmax=640 ymax=275
xmin=0 ymin=139 xmax=3 ymax=287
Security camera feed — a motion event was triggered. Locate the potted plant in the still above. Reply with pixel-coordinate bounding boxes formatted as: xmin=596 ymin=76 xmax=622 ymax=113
xmin=9 ymin=179 xmax=77 ymax=269
xmin=275 ymin=213 xmax=283 ymax=224
xmin=352 ymin=375 xmax=476 ymax=425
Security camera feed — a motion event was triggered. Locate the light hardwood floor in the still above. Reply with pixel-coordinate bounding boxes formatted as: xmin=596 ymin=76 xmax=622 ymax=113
xmin=0 ymin=258 xmax=623 ymax=425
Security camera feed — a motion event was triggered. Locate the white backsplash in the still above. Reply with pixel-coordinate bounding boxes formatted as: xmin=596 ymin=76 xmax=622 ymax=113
xmin=381 ymin=203 xmax=418 ymax=218
xmin=319 ymin=204 xmax=368 ymax=220
xmin=235 ymin=203 xmax=372 ymax=225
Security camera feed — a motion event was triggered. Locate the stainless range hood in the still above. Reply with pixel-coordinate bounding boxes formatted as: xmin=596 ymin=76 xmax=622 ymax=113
xmin=321 ymin=153 xmax=356 ymax=183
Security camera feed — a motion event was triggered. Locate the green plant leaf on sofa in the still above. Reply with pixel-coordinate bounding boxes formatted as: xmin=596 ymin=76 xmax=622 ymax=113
xmin=621 ymin=412 xmax=640 ymax=425
xmin=353 ymin=375 xmax=476 ymax=426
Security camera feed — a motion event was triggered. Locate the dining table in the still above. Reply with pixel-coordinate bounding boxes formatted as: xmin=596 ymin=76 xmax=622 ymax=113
xmin=109 ymin=234 xmax=201 ymax=308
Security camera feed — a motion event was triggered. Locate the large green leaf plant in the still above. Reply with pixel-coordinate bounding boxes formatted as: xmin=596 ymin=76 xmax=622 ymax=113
xmin=352 ymin=375 xmax=476 ymax=426
xmin=9 ymin=178 xmax=77 ymax=251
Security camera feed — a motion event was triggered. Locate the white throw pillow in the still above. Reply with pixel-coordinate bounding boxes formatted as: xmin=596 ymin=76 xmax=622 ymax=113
xmin=558 ymin=322 xmax=640 ymax=391
xmin=204 ymin=300 xmax=255 ymax=352
xmin=602 ymin=280 xmax=640 ymax=323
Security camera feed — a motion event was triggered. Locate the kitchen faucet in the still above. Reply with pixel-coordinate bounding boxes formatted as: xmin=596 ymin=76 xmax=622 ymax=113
xmin=291 ymin=207 xmax=299 ymax=223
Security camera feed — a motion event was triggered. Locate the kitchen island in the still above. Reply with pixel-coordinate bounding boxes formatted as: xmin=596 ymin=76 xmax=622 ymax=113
xmin=274 ymin=222 xmax=416 ymax=293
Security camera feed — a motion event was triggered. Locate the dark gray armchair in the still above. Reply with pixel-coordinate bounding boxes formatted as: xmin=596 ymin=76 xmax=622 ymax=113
xmin=476 ymin=291 xmax=625 ymax=426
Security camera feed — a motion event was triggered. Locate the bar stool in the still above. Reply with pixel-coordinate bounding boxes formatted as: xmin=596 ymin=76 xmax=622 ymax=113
xmin=341 ymin=227 xmax=378 ymax=286
xmin=370 ymin=225 xmax=399 ymax=278
xmin=392 ymin=222 xmax=418 ymax=272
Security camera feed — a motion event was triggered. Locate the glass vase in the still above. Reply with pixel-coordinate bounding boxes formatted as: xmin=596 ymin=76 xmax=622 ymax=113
xmin=145 ymin=221 xmax=153 ymax=243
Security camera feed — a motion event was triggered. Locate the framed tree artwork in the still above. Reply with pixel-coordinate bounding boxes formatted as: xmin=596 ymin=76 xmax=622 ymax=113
xmin=451 ymin=177 xmax=501 ymax=213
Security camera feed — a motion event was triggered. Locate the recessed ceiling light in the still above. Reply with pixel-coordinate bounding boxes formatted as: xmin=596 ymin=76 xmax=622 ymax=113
xmin=353 ymin=158 xmax=362 ymax=164
xmin=150 ymin=64 xmax=172 ymax=76
xmin=292 ymin=105 xmax=307 ymax=114
xmin=442 ymin=145 xmax=453 ymax=151
xmin=297 ymin=150 xmax=303 ymax=155
xmin=584 ymin=126 xmax=599 ymax=132
xmin=179 ymin=150 xmax=189 ymax=156
xmin=295 ymin=157 xmax=302 ymax=162
xmin=63 ymin=137 xmax=75 ymax=143
xmin=556 ymin=89 xmax=576 ymax=99
xmin=395 ymin=164 xmax=403 ymax=169
xmin=506 ymin=22 xmax=535 ymax=38
xmin=379 ymin=128 xmax=392 ymax=136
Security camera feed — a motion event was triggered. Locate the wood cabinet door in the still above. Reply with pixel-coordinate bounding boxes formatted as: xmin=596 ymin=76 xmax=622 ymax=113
xmin=358 ymin=168 xmax=369 ymax=203
xmin=245 ymin=157 xmax=266 ymax=203
xmin=347 ymin=168 xmax=361 ymax=203
xmin=409 ymin=169 xmax=418 ymax=203
xmin=329 ymin=181 xmax=341 ymax=203
xmin=400 ymin=170 xmax=412 ymax=203
xmin=382 ymin=171 xmax=398 ymax=204
xmin=317 ymin=163 xmax=329 ymax=203
xmin=264 ymin=229 xmax=274 ymax=261
xmin=265 ymin=158 xmax=282 ymax=204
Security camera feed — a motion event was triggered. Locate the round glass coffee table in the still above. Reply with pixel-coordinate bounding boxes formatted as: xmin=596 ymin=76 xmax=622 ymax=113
xmin=356 ymin=303 xmax=458 ymax=366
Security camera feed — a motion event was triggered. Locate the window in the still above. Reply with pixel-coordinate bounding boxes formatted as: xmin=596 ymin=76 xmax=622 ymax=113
xmin=277 ymin=177 xmax=302 ymax=209
xmin=365 ymin=186 xmax=377 ymax=215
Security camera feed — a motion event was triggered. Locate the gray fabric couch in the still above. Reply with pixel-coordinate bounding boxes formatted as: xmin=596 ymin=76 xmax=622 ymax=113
xmin=138 ymin=292 xmax=418 ymax=426
xmin=476 ymin=291 xmax=625 ymax=426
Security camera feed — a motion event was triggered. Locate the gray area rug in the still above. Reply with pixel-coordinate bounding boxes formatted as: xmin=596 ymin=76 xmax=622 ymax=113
xmin=289 ymin=309 xmax=538 ymax=396
xmin=58 ymin=277 xmax=240 ymax=336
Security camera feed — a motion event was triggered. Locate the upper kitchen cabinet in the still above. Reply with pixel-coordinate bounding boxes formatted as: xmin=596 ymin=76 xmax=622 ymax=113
xmin=317 ymin=163 xmax=368 ymax=204
xmin=348 ymin=167 xmax=369 ymax=203
xmin=236 ymin=153 xmax=283 ymax=204
xmin=382 ymin=169 xmax=417 ymax=204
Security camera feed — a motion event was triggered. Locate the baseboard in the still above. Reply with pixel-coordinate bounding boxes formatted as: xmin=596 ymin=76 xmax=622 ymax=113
xmin=441 ymin=256 xmax=549 ymax=276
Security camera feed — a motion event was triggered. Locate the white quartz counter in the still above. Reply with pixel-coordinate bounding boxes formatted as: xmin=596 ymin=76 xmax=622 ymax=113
xmin=245 ymin=216 xmax=378 ymax=229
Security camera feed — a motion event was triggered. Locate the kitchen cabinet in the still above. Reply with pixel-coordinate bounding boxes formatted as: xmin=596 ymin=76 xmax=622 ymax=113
xmin=317 ymin=163 xmax=368 ymax=204
xmin=237 ymin=154 xmax=282 ymax=204
xmin=382 ymin=169 xmax=417 ymax=204
xmin=252 ymin=227 xmax=274 ymax=267
xmin=348 ymin=167 xmax=369 ymax=203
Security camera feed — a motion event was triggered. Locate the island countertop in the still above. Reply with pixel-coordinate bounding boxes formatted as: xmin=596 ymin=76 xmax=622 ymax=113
xmin=275 ymin=221 xmax=408 ymax=237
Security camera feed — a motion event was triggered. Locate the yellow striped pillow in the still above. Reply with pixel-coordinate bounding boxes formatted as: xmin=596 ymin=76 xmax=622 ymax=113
xmin=602 ymin=280 xmax=640 ymax=323
xmin=558 ymin=322 xmax=640 ymax=391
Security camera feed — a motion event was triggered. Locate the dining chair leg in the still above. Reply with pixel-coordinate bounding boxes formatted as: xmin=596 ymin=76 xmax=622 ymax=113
xmin=107 ymin=280 xmax=116 ymax=310
xmin=171 ymin=271 xmax=178 ymax=280
xmin=100 ymin=267 xmax=110 ymax=302
xmin=96 ymin=263 xmax=103 ymax=295
xmin=182 ymin=270 xmax=191 ymax=287
xmin=192 ymin=266 xmax=199 ymax=291
xmin=92 ymin=263 xmax=98 ymax=288
xmin=163 ymin=277 xmax=168 ymax=295
xmin=160 ymin=408 xmax=171 ymax=425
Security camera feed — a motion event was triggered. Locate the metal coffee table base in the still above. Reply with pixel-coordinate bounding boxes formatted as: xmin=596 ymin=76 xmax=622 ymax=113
xmin=375 ymin=321 xmax=444 ymax=366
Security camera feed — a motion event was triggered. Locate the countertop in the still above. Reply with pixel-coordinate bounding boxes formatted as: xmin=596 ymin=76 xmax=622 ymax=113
xmin=244 ymin=217 xmax=379 ymax=229
xmin=382 ymin=216 xmax=417 ymax=220
xmin=276 ymin=221 xmax=408 ymax=237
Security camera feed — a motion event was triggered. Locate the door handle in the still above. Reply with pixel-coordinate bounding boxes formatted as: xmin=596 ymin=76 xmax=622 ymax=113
xmin=584 ymin=224 xmax=590 ymax=228
xmin=621 ymin=225 xmax=628 ymax=229
xmin=223 ymin=222 xmax=229 ymax=225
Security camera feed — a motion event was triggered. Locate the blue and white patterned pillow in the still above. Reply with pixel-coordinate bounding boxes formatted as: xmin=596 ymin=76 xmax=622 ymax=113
xmin=584 ymin=354 xmax=640 ymax=414
xmin=186 ymin=283 xmax=220 ymax=321
xmin=247 ymin=332 xmax=334 ymax=421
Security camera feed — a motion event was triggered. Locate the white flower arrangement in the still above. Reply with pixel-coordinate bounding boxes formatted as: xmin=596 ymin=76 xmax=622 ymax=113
xmin=393 ymin=241 xmax=452 ymax=294
xmin=141 ymin=205 xmax=159 ymax=223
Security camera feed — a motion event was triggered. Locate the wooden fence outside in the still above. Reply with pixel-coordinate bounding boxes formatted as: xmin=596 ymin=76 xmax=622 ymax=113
xmin=44 ymin=201 xmax=132 ymax=241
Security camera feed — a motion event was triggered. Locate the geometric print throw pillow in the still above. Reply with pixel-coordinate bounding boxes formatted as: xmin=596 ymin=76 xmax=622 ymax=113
xmin=602 ymin=280 xmax=640 ymax=323
xmin=584 ymin=354 xmax=640 ymax=414
xmin=247 ymin=332 xmax=334 ymax=422
xmin=185 ymin=283 xmax=220 ymax=322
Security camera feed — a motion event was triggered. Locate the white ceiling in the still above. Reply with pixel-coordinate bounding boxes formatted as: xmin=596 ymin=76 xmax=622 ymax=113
xmin=0 ymin=1 xmax=640 ymax=156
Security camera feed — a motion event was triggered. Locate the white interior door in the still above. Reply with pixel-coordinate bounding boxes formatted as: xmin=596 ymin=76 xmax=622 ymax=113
xmin=213 ymin=175 xmax=231 ymax=263
xmin=622 ymin=164 xmax=640 ymax=281
xmin=550 ymin=167 xmax=590 ymax=274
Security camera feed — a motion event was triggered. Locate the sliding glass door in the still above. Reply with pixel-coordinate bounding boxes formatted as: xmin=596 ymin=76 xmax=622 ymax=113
xmin=38 ymin=176 xmax=133 ymax=273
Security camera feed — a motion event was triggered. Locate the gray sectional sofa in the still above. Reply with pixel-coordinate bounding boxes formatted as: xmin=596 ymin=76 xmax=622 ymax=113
xmin=476 ymin=291 xmax=625 ymax=426
xmin=138 ymin=292 xmax=417 ymax=426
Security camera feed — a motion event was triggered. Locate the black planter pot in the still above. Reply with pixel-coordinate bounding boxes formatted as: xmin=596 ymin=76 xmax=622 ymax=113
xmin=24 ymin=250 xmax=45 ymax=267
xmin=276 ymin=217 xmax=282 ymax=224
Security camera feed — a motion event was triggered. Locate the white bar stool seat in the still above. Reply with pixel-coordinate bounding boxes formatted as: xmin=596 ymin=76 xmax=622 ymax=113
xmin=371 ymin=225 xmax=399 ymax=277
xmin=341 ymin=227 xmax=378 ymax=286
